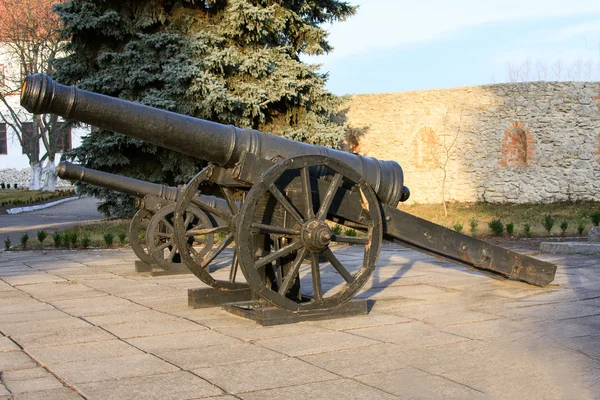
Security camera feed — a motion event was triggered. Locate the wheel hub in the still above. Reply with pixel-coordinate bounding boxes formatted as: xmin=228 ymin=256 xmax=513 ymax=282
xmin=301 ymin=220 xmax=332 ymax=252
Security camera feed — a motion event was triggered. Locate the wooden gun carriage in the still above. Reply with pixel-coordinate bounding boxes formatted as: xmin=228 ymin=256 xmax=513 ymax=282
xmin=22 ymin=74 xmax=557 ymax=324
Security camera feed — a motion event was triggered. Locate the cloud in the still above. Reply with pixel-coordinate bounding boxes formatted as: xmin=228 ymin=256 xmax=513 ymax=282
xmin=313 ymin=0 xmax=600 ymax=64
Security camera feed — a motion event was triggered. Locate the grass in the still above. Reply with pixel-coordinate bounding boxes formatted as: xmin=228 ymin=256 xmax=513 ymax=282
xmin=398 ymin=201 xmax=600 ymax=237
xmin=0 ymin=189 xmax=75 ymax=207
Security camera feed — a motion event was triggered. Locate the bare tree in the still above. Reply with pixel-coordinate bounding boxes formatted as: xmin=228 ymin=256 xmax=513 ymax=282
xmin=427 ymin=102 xmax=466 ymax=218
xmin=0 ymin=0 xmax=65 ymax=191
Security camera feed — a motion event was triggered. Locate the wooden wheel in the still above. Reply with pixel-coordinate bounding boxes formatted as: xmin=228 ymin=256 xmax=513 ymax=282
xmin=129 ymin=209 xmax=155 ymax=265
xmin=147 ymin=203 xmax=214 ymax=271
xmin=173 ymin=166 xmax=247 ymax=290
xmin=237 ymin=155 xmax=383 ymax=312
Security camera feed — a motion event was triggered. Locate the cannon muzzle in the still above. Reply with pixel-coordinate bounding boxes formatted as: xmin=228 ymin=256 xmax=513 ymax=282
xmin=23 ymin=74 xmax=409 ymax=206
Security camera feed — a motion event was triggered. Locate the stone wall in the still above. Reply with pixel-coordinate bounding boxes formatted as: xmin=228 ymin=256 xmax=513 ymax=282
xmin=345 ymin=82 xmax=600 ymax=204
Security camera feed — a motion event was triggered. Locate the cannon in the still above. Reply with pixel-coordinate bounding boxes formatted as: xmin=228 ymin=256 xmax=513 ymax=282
xmin=23 ymin=74 xmax=557 ymax=324
xmin=57 ymin=161 xmax=229 ymax=277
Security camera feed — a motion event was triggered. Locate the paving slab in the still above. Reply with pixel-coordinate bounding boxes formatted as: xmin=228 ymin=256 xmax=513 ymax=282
xmin=238 ymin=378 xmax=397 ymax=400
xmin=77 ymin=371 xmax=223 ymax=400
xmin=1 ymin=248 xmax=600 ymax=399
xmin=49 ymin=353 xmax=180 ymax=384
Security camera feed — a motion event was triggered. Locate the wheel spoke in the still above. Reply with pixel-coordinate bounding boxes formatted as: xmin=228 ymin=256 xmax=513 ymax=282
xmin=167 ymin=247 xmax=177 ymax=262
xmin=156 ymin=240 xmax=173 ymax=252
xmin=266 ymin=182 xmax=304 ymax=224
xmin=156 ymin=232 xmax=172 ymax=239
xmin=221 ymin=187 xmax=239 ymax=214
xmin=316 ymin=173 xmax=343 ymax=221
xmin=323 ymin=247 xmax=354 ymax=283
xmin=229 ymin=248 xmax=239 ymax=283
xmin=186 ymin=225 xmax=229 ymax=236
xmin=183 ymin=212 xmax=194 ymax=227
xmin=251 ymin=223 xmax=300 ymax=236
xmin=278 ymin=248 xmax=308 ymax=296
xmin=202 ymin=234 xmax=234 ymax=267
xmin=274 ymin=238 xmax=283 ymax=289
xmin=161 ymin=217 xmax=174 ymax=231
xmin=300 ymin=167 xmax=314 ymax=220
xmin=255 ymin=241 xmax=303 ymax=270
xmin=311 ymin=252 xmax=323 ymax=301
xmin=331 ymin=234 xmax=369 ymax=245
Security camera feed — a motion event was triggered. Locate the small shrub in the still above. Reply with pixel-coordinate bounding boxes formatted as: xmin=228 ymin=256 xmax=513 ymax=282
xmin=523 ymin=223 xmax=532 ymax=237
xmin=103 ymin=232 xmax=114 ymax=248
xmin=543 ymin=215 xmax=555 ymax=234
xmin=452 ymin=223 xmax=463 ymax=233
xmin=70 ymin=232 xmax=79 ymax=248
xmin=81 ymin=234 xmax=91 ymax=249
xmin=4 ymin=237 xmax=10 ymax=251
xmin=506 ymin=222 xmax=514 ymax=236
xmin=578 ymin=221 xmax=586 ymax=235
xmin=331 ymin=224 xmax=342 ymax=235
xmin=13 ymin=183 xmax=17 ymax=189
xmin=216 ymin=232 xmax=226 ymax=242
xmin=343 ymin=228 xmax=357 ymax=237
xmin=37 ymin=230 xmax=48 ymax=249
xmin=560 ymin=220 xmax=569 ymax=235
xmin=0 ymin=183 xmax=4 ymax=189
xmin=52 ymin=232 xmax=62 ymax=248
xmin=118 ymin=232 xmax=127 ymax=245
xmin=488 ymin=219 xmax=504 ymax=236
xmin=20 ymin=233 xmax=29 ymax=249
xmin=62 ymin=231 xmax=72 ymax=248
xmin=591 ymin=211 xmax=600 ymax=226
xmin=469 ymin=218 xmax=479 ymax=237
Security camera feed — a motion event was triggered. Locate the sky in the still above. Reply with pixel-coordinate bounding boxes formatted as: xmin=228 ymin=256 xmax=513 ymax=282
xmin=306 ymin=0 xmax=600 ymax=95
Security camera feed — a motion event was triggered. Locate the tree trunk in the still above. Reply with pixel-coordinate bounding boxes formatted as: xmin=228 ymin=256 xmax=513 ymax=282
xmin=29 ymin=161 xmax=42 ymax=190
xmin=42 ymin=158 xmax=57 ymax=192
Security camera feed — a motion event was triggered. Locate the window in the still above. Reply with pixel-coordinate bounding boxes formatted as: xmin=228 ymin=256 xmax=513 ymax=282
xmin=21 ymin=122 xmax=39 ymax=157
xmin=0 ymin=123 xmax=6 ymax=155
xmin=55 ymin=123 xmax=72 ymax=153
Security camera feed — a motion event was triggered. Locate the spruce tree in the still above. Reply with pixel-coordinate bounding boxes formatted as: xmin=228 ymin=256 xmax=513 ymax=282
xmin=52 ymin=0 xmax=355 ymax=217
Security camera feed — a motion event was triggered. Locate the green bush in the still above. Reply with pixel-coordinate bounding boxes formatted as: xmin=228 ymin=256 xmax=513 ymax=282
xmin=578 ymin=221 xmax=586 ymax=235
xmin=343 ymin=228 xmax=357 ymax=237
xmin=70 ymin=232 xmax=79 ymax=248
xmin=331 ymin=224 xmax=342 ymax=235
xmin=523 ymin=223 xmax=532 ymax=237
xmin=37 ymin=230 xmax=48 ymax=248
xmin=0 ymin=183 xmax=4 ymax=189
xmin=591 ymin=211 xmax=600 ymax=226
xmin=20 ymin=233 xmax=29 ymax=249
xmin=62 ymin=231 xmax=72 ymax=248
xmin=488 ymin=219 xmax=504 ymax=236
xmin=506 ymin=222 xmax=514 ymax=235
xmin=52 ymin=232 xmax=62 ymax=248
xmin=543 ymin=215 xmax=555 ymax=234
xmin=4 ymin=237 xmax=10 ymax=251
xmin=469 ymin=218 xmax=479 ymax=237
xmin=453 ymin=223 xmax=463 ymax=233
xmin=81 ymin=234 xmax=91 ymax=249
xmin=560 ymin=220 xmax=569 ymax=235
xmin=118 ymin=232 xmax=127 ymax=245
xmin=103 ymin=232 xmax=114 ymax=248
xmin=13 ymin=183 xmax=17 ymax=189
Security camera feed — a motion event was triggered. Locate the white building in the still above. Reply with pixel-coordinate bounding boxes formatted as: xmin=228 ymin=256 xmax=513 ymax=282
xmin=0 ymin=52 xmax=88 ymax=172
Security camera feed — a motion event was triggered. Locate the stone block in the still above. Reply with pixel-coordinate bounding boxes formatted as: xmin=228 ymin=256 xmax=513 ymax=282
xmin=254 ymin=330 xmax=378 ymax=356
xmin=77 ymin=371 xmax=223 ymax=400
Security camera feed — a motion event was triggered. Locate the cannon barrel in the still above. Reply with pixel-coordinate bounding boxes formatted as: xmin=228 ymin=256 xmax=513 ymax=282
xmin=57 ymin=161 xmax=179 ymax=201
xmin=22 ymin=74 xmax=408 ymax=206
xmin=57 ymin=161 xmax=229 ymax=218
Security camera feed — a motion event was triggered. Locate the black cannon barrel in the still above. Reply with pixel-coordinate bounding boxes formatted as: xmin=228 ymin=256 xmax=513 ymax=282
xmin=22 ymin=74 xmax=408 ymax=206
xmin=57 ymin=161 xmax=230 ymax=219
xmin=57 ymin=161 xmax=179 ymax=201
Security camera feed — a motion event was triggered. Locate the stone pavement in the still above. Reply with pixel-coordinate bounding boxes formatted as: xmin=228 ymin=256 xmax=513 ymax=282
xmin=0 ymin=244 xmax=599 ymax=399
